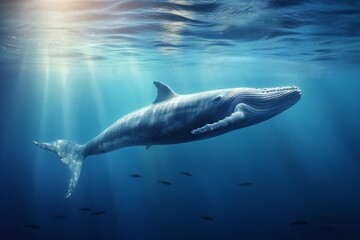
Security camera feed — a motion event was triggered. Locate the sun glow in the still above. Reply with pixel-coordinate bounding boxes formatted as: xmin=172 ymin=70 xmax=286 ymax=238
xmin=26 ymin=0 xmax=84 ymax=67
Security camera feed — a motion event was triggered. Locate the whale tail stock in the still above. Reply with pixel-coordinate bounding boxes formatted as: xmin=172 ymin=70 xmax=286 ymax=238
xmin=33 ymin=140 xmax=85 ymax=198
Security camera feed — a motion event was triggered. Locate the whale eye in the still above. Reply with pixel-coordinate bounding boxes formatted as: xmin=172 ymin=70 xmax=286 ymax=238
xmin=214 ymin=96 xmax=223 ymax=102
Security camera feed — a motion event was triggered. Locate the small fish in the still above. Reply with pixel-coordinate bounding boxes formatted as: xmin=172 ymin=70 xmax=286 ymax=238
xmin=180 ymin=172 xmax=192 ymax=176
xmin=79 ymin=208 xmax=91 ymax=211
xmin=158 ymin=180 xmax=172 ymax=185
xmin=129 ymin=174 xmax=141 ymax=178
xmin=237 ymin=182 xmax=253 ymax=187
xmin=201 ymin=216 xmax=214 ymax=221
xmin=26 ymin=224 xmax=40 ymax=229
xmin=93 ymin=211 xmax=106 ymax=215
xmin=53 ymin=215 xmax=66 ymax=219
xmin=291 ymin=220 xmax=308 ymax=225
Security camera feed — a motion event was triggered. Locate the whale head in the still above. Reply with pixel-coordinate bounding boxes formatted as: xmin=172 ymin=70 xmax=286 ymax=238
xmin=228 ymin=86 xmax=301 ymax=127
xmin=191 ymin=86 xmax=301 ymax=135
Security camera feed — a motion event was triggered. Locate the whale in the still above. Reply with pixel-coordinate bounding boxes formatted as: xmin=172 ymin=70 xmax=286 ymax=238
xmin=34 ymin=81 xmax=301 ymax=197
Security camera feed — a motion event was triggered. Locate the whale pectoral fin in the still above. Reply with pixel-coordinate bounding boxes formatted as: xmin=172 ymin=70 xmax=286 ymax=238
xmin=191 ymin=111 xmax=245 ymax=135
xmin=146 ymin=145 xmax=152 ymax=150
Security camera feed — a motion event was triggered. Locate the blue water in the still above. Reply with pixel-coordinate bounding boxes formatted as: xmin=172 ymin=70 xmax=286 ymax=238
xmin=1 ymin=0 xmax=360 ymax=239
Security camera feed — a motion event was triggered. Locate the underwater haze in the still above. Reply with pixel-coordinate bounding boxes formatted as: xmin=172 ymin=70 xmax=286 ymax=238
xmin=0 ymin=0 xmax=360 ymax=239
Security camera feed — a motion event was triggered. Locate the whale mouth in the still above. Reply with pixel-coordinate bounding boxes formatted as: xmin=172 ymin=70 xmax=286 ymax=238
xmin=191 ymin=86 xmax=301 ymax=135
xmin=235 ymin=85 xmax=301 ymax=121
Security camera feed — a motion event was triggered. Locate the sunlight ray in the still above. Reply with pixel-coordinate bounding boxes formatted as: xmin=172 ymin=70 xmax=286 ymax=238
xmin=60 ymin=60 xmax=73 ymax=139
xmin=32 ymin=53 xmax=51 ymax=201
xmin=38 ymin=48 xmax=50 ymax=139
xmin=87 ymin=60 xmax=108 ymax=130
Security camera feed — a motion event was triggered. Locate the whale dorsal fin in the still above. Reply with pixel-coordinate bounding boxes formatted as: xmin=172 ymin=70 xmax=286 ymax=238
xmin=153 ymin=81 xmax=177 ymax=103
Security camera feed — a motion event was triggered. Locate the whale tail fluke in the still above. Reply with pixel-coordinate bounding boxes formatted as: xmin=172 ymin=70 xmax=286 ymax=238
xmin=33 ymin=140 xmax=85 ymax=198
